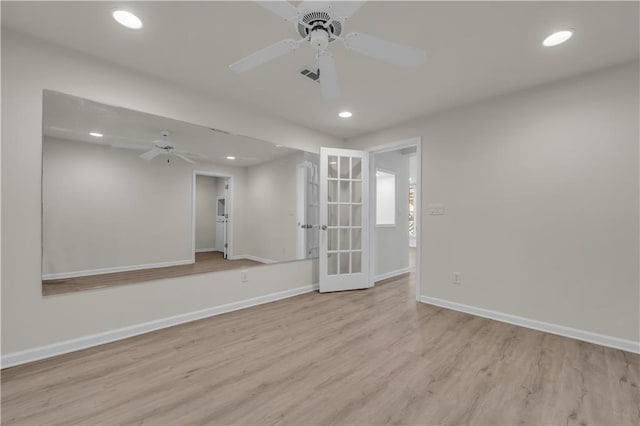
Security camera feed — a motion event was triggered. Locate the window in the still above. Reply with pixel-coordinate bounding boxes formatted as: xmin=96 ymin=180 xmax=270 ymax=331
xmin=376 ymin=170 xmax=396 ymax=226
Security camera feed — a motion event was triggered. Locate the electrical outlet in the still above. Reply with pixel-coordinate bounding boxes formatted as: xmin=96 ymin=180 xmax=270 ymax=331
xmin=452 ymin=272 xmax=462 ymax=285
xmin=240 ymin=269 xmax=248 ymax=283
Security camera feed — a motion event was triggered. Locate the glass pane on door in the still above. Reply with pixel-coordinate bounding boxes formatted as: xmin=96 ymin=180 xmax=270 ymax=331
xmin=351 ymin=252 xmax=362 ymax=273
xmin=339 ymin=252 xmax=350 ymax=274
xmin=328 ymin=252 xmax=338 ymax=275
xmin=326 ymin=152 xmax=364 ymax=278
xmin=340 ymin=157 xmax=350 ymax=179
xmin=339 ymin=229 xmax=350 ymax=250
xmin=328 ymin=229 xmax=338 ymax=251
xmin=352 ymin=158 xmax=362 ymax=179
xmin=328 ymin=180 xmax=338 ymax=202
xmin=329 ymin=156 xmax=338 ymax=178
xmin=328 ymin=205 xmax=339 ymax=227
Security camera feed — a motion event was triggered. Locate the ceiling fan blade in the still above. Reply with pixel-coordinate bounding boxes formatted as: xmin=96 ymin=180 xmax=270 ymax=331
xmin=330 ymin=1 xmax=366 ymax=19
xmin=140 ymin=149 xmax=161 ymax=161
xmin=174 ymin=153 xmax=196 ymax=164
xmin=173 ymin=150 xmax=206 ymax=159
xmin=230 ymin=39 xmax=301 ymax=72
xmin=319 ymin=51 xmax=340 ymax=99
xmin=343 ymin=32 xmax=426 ymax=66
xmin=111 ymin=142 xmax=153 ymax=151
xmin=255 ymin=1 xmax=299 ymax=21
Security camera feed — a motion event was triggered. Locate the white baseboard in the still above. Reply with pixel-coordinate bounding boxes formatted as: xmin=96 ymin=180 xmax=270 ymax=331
xmin=420 ymin=296 xmax=640 ymax=354
xmin=2 ymin=283 xmax=319 ymax=369
xmin=195 ymin=248 xmax=219 ymax=253
xmin=375 ymin=267 xmax=410 ymax=283
xmin=42 ymin=259 xmax=194 ymax=280
xmin=229 ymin=254 xmax=277 ymax=264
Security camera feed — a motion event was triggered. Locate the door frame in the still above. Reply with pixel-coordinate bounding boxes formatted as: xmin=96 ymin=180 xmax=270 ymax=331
xmin=367 ymin=137 xmax=422 ymax=301
xmin=409 ymin=182 xmax=417 ymax=248
xmin=192 ymin=171 xmax=234 ymax=264
xmin=295 ymin=163 xmax=306 ymax=260
xmin=215 ymin=195 xmax=227 ymax=256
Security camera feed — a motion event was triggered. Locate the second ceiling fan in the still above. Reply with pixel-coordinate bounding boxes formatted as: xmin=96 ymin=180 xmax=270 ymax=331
xmin=114 ymin=131 xmax=205 ymax=164
xmin=229 ymin=1 xmax=426 ymax=99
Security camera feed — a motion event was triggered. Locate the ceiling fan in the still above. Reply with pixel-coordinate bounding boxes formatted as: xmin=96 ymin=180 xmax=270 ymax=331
xmin=114 ymin=132 xmax=206 ymax=164
xmin=229 ymin=0 xmax=426 ymax=99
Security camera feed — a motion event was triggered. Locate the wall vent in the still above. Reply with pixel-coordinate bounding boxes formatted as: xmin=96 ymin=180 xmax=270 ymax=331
xmin=299 ymin=67 xmax=320 ymax=83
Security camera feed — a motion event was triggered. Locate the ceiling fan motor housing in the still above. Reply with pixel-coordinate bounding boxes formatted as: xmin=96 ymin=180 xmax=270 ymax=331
xmin=296 ymin=9 xmax=342 ymax=43
xmin=309 ymin=29 xmax=329 ymax=51
xmin=229 ymin=1 xmax=427 ymax=100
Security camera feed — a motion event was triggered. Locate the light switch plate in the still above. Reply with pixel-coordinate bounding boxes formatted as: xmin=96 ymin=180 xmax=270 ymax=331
xmin=428 ymin=203 xmax=445 ymax=215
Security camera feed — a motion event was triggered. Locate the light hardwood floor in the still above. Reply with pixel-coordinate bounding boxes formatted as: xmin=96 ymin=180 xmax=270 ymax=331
xmin=5 ymin=270 xmax=639 ymax=424
xmin=42 ymin=252 xmax=261 ymax=296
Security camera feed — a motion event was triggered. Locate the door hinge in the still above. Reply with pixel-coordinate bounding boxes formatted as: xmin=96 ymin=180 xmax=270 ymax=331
xmin=224 ymin=243 xmax=228 ymax=248
xmin=225 ymin=184 xmax=229 ymax=190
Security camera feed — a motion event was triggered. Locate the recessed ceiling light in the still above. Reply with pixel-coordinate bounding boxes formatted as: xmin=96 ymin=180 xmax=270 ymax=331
xmin=226 ymin=156 xmax=236 ymax=160
xmin=89 ymin=132 xmax=103 ymax=137
xmin=275 ymin=144 xmax=283 ymax=148
xmin=112 ymin=10 xmax=143 ymax=30
xmin=542 ymin=30 xmax=573 ymax=47
xmin=338 ymin=111 xmax=353 ymax=118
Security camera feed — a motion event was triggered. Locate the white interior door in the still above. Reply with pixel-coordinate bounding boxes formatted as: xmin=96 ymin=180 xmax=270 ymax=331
xmin=296 ymin=165 xmax=306 ymax=260
xmin=216 ymin=196 xmax=225 ymax=255
xmin=319 ymin=147 xmax=370 ymax=292
xmin=306 ymin=158 xmax=320 ymax=258
xmin=223 ymin=181 xmax=228 ymax=259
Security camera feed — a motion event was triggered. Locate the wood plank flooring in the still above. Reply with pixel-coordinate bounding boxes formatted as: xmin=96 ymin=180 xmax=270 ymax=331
xmin=42 ymin=252 xmax=261 ymax=296
xmin=6 ymin=270 xmax=639 ymax=424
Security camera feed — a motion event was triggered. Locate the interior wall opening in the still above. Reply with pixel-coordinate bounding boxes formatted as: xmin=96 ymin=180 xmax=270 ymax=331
xmin=370 ymin=141 xmax=420 ymax=300
xmin=194 ymin=174 xmax=230 ymax=265
xmin=193 ymin=172 xmax=249 ymax=273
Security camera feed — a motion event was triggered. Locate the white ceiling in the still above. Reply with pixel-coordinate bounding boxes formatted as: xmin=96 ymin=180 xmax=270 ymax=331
xmin=3 ymin=1 xmax=639 ymax=139
xmin=43 ymin=90 xmax=300 ymax=167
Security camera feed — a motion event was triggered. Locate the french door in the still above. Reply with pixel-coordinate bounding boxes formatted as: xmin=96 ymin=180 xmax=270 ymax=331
xmin=319 ymin=147 xmax=370 ymax=292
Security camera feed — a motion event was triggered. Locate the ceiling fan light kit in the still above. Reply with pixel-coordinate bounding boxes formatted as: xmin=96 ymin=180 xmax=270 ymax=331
xmin=229 ymin=1 xmax=426 ymax=99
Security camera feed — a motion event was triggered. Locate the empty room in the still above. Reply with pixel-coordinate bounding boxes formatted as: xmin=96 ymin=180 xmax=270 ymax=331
xmin=1 ymin=1 xmax=638 ymax=425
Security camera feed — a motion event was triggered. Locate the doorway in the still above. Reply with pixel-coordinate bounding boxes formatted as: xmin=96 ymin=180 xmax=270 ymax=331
xmin=192 ymin=171 xmax=233 ymax=264
xmin=368 ymin=138 xmax=422 ymax=301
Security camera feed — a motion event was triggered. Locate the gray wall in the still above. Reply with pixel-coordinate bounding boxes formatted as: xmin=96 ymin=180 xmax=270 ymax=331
xmin=374 ymin=150 xmax=410 ymax=278
xmin=348 ymin=61 xmax=640 ymax=343
xmin=41 ymin=137 xmax=248 ymax=276
xmin=1 ymin=30 xmax=341 ymax=356
xmin=244 ymin=152 xmax=304 ymax=262
xmin=42 ymin=137 xmax=193 ymax=275
xmin=42 ymin=139 xmax=309 ymax=276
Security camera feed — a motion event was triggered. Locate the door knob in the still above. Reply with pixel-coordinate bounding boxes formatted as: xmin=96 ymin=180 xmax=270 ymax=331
xmin=321 ymin=225 xmax=327 ymax=231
